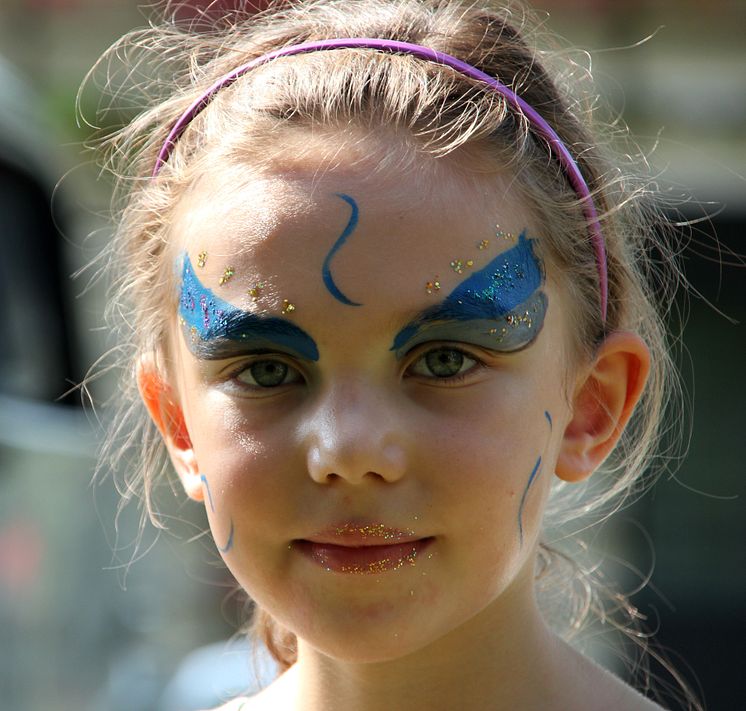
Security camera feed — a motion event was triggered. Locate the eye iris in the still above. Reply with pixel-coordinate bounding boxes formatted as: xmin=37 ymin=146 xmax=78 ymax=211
xmin=425 ymin=349 xmax=463 ymax=377
xmin=250 ymin=361 xmax=288 ymax=387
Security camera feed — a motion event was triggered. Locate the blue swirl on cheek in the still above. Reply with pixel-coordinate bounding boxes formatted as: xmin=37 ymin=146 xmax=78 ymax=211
xmin=321 ymin=193 xmax=362 ymax=306
xmin=517 ymin=456 xmax=542 ymax=546
xmin=200 ymin=474 xmax=234 ymax=554
xmin=391 ymin=231 xmax=547 ymax=355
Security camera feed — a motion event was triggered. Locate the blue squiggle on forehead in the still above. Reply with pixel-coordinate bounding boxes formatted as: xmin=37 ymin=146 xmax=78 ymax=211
xmin=392 ymin=231 xmax=547 ymax=355
xmin=178 ymin=253 xmax=319 ymax=361
xmin=322 ymin=193 xmax=363 ymax=306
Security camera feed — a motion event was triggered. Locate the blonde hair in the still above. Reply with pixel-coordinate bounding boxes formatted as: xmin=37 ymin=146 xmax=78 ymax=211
xmin=84 ymin=0 xmax=693 ymax=704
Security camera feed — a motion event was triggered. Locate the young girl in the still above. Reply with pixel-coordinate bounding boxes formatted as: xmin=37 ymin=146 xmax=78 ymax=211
xmin=89 ymin=0 xmax=696 ymax=708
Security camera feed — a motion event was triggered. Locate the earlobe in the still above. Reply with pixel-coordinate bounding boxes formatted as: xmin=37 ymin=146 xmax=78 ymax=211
xmin=556 ymin=332 xmax=650 ymax=483
xmin=136 ymin=361 xmax=204 ymax=502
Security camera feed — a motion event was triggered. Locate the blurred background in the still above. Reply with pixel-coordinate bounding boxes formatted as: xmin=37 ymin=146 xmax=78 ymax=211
xmin=0 ymin=1 xmax=743 ymax=709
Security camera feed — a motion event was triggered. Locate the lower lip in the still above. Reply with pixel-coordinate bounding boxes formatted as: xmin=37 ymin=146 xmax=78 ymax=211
xmin=295 ymin=537 xmax=434 ymax=574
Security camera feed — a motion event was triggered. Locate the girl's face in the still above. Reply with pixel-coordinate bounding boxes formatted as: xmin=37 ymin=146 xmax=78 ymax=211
xmin=167 ymin=145 xmax=577 ymax=662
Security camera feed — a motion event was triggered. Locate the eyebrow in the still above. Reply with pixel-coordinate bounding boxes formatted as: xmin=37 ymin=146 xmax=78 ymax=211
xmin=391 ymin=231 xmax=547 ymax=356
xmin=178 ymin=254 xmax=319 ymax=362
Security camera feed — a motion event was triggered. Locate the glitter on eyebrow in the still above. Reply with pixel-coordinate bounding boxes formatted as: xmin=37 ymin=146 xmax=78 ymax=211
xmin=495 ymin=225 xmax=513 ymax=240
xmin=425 ymin=277 xmax=441 ymax=294
xmin=178 ymin=253 xmax=319 ymax=361
xmin=248 ymin=282 xmax=265 ymax=301
xmin=197 ymin=251 xmax=207 ymax=268
xmin=281 ymin=299 xmax=296 ymax=315
xmin=392 ymin=231 xmax=546 ymax=356
xmin=219 ymin=266 xmax=235 ymax=285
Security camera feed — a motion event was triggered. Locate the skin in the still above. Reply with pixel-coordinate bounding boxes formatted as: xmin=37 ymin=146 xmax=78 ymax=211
xmin=140 ymin=135 xmax=655 ymax=710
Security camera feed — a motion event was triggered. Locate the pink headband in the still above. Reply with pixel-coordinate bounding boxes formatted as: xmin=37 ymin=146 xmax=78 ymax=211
xmin=153 ymin=38 xmax=608 ymax=321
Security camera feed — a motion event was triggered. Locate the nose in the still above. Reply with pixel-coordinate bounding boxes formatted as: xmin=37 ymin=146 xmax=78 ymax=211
xmin=302 ymin=380 xmax=408 ymax=485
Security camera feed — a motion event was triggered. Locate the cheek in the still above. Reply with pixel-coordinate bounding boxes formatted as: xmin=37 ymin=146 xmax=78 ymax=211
xmin=187 ymin=394 xmax=296 ymax=508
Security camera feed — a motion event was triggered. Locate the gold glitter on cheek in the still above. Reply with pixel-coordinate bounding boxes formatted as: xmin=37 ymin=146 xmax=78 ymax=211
xmin=450 ymin=259 xmax=464 ymax=274
xmin=466 ymin=259 xmax=474 ymax=268
xmin=281 ymin=299 xmax=296 ymax=315
xmin=197 ymin=251 xmax=207 ymax=268
xmin=218 ymin=266 xmax=235 ymax=285
xmin=478 ymin=239 xmax=490 ymax=250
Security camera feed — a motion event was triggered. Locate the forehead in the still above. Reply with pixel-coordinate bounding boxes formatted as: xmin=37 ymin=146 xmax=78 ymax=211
xmin=170 ymin=157 xmax=539 ymax=310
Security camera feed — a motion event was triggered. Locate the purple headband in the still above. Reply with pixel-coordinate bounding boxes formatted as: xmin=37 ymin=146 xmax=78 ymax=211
xmin=153 ymin=38 xmax=608 ymax=321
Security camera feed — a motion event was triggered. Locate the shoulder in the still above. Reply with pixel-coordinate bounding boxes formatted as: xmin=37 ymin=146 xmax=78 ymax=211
xmin=549 ymin=638 xmax=666 ymax=711
xmin=206 ymin=699 xmax=253 ymax=711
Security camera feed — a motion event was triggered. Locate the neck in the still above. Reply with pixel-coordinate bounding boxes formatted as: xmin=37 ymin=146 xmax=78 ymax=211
xmin=274 ymin=566 xmax=567 ymax=711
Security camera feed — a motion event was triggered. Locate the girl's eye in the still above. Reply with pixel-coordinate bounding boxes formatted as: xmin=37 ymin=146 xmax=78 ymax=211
xmin=408 ymin=347 xmax=479 ymax=380
xmin=235 ymin=359 xmax=302 ymax=388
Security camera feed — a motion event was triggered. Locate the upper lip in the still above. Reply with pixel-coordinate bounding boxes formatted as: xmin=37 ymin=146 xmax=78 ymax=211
xmin=303 ymin=521 xmax=426 ymax=547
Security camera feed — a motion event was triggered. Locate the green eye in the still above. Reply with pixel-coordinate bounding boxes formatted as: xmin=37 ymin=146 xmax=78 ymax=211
xmin=239 ymin=360 xmax=292 ymax=387
xmin=426 ymin=348 xmax=464 ymax=377
xmin=409 ymin=347 xmax=477 ymax=380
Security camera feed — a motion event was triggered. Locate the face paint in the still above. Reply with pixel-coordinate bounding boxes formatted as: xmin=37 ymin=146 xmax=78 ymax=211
xmin=178 ymin=253 xmax=319 ymax=361
xmin=517 ymin=410 xmax=553 ymax=545
xmin=321 ymin=193 xmax=362 ymax=306
xmin=517 ymin=456 xmax=542 ymax=546
xmin=391 ymin=231 xmax=547 ymax=356
xmin=200 ymin=474 xmax=234 ymax=554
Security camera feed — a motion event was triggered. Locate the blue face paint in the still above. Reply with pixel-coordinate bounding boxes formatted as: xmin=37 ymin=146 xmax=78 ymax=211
xmin=321 ymin=193 xmax=362 ymax=306
xmin=391 ymin=231 xmax=547 ymax=356
xmin=200 ymin=473 xmax=234 ymax=554
xmin=517 ymin=456 xmax=542 ymax=546
xmin=178 ymin=253 xmax=319 ymax=361
xmin=217 ymin=520 xmax=235 ymax=554
xmin=517 ymin=411 xmax=553 ymax=545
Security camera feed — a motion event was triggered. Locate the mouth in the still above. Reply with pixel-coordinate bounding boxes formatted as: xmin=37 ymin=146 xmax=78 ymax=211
xmin=295 ymin=523 xmax=435 ymax=574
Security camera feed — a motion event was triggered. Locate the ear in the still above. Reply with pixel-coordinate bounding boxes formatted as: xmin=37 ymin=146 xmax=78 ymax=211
xmin=136 ymin=360 xmax=204 ymax=502
xmin=556 ymin=332 xmax=650 ymax=483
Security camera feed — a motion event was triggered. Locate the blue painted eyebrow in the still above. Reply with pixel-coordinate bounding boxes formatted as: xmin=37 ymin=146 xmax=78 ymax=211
xmin=178 ymin=253 xmax=319 ymax=362
xmin=391 ymin=231 xmax=547 ymax=356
